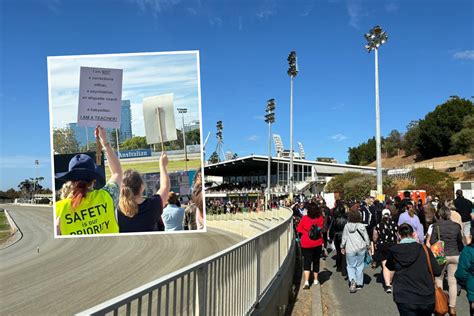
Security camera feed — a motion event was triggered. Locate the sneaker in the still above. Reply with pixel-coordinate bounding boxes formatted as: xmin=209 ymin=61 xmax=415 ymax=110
xmin=349 ymin=280 xmax=357 ymax=293
xmin=356 ymin=285 xmax=363 ymax=290
xmin=385 ymin=285 xmax=392 ymax=294
xmin=303 ymin=282 xmax=310 ymax=290
xmin=314 ymin=280 xmax=320 ymax=285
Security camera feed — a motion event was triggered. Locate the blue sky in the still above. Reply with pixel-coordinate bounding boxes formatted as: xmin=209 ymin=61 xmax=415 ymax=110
xmin=0 ymin=0 xmax=473 ymax=190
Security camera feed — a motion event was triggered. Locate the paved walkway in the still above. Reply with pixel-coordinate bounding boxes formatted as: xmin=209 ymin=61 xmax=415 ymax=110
xmin=319 ymin=250 xmax=470 ymax=316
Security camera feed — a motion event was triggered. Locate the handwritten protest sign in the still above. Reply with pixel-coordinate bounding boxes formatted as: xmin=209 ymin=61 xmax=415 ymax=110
xmin=77 ymin=67 xmax=123 ymax=128
xmin=143 ymin=93 xmax=178 ymax=145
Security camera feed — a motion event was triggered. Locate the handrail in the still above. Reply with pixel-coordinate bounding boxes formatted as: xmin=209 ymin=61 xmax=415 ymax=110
xmin=78 ymin=207 xmax=293 ymax=316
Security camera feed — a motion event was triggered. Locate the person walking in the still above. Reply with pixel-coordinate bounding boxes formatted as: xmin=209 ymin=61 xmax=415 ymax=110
xmin=55 ymin=126 xmax=122 ymax=235
xmin=454 ymin=189 xmax=473 ymax=245
xmin=455 ymin=231 xmax=474 ymax=316
xmin=117 ymin=153 xmax=170 ymax=233
xmin=373 ymin=209 xmax=398 ymax=293
xmin=386 ymin=223 xmax=442 ymax=316
xmin=398 ymin=203 xmax=424 ymax=244
xmin=341 ymin=210 xmax=370 ymax=293
xmin=429 ymin=206 xmax=464 ymax=315
xmin=296 ymin=202 xmax=324 ymax=289
xmin=329 ymin=202 xmax=348 ymax=276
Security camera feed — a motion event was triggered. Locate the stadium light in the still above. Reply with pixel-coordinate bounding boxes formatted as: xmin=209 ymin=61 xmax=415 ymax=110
xmin=287 ymin=51 xmax=298 ymax=201
xmin=365 ymin=25 xmax=388 ymax=195
xmin=177 ymin=108 xmax=188 ymax=171
xmin=265 ymin=99 xmax=276 ymax=210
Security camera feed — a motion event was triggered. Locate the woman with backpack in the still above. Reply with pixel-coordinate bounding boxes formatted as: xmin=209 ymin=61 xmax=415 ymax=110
xmin=341 ymin=210 xmax=370 ymax=293
xmin=373 ymin=209 xmax=398 ymax=293
xmin=296 ymin=202 xmax=324 ymax=289
xmin=429 ymin=206 xmax=463 ymax=315
xmin=329 ymin=202 xmax=348 ymax=276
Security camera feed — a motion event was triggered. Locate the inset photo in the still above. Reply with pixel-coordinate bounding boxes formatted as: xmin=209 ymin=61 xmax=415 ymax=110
xmin=47 ymin=51 xmax=204 ymax=237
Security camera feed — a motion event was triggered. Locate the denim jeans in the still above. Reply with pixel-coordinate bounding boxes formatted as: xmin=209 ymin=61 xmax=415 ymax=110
xmin=346 ymin=249 xmax=366 ymax=285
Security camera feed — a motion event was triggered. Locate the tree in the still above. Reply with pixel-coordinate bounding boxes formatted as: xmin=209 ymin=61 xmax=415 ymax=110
xmin=451 ymin=115 xmax=474 ymax=156
xmin=208 ymin=151 xmax=219 ymax=164
xmin=347 ymin=137 xmax=376 ymax=165
xmin=416 ymin=97 xmax=474 ymax=159
xmin=383 ymin=129 xmax=402 ymax=157
xmin=121 ymin=136 xmax=148 ymax=150
xmin=401 ymin=120 xmax=421 ymax=156
xmin=53 ymin=128 xmax=79 ymax=154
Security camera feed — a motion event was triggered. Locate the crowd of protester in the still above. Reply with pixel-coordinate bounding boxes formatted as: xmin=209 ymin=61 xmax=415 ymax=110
xmin=293 ymin=190 xmax=474 ymax=316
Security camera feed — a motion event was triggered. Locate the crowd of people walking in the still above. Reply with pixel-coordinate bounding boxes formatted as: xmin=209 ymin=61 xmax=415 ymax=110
xmin=293 ymin=190 xmax=474 ymax=315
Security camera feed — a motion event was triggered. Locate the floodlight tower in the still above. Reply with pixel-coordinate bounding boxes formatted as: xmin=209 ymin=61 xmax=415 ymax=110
xmin=287 ymin=51 xmax=298 ymax=201
xmin=364 ymin=25 xmax=388 ymax=195
xmin=215 ymin=121 xmax=225 ymax=162
xmin=265 ymin=99 xmax=276 ymax=210
xmin=177 ymin=108 xmax=188 ymax=171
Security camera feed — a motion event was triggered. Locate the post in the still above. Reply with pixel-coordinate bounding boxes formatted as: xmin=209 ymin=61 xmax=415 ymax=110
xmin=195 ymin=265 xmax=208 ymax=315
xmin=267 ymin=122 xmax=272 ymax=211
xmin=85 ymin=127 xmax=90 ymax=151
xmin=181 ymin=112 xmax=188 ymax=171
xmin=289 ymin=76 xmax=294 ymax=201
xmin=374 ymin=48 xmax=383 ymax=195
xmin=156 ymin=108 xmax=165 ymax=153
xmin=115 ymin=128 xmax=120 ymax=158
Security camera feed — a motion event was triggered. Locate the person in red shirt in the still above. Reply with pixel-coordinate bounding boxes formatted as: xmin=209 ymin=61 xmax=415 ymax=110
xmin=297 ymin=201 xmax=325 ymax=289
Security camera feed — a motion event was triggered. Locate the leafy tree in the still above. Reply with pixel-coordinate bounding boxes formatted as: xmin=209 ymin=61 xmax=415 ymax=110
xmin=451 ymin=115 xmax=474 ymax=156
xmin=0 ymin=188 xmax=21 ymax=199
xmin=401 ymin=120 xmax=421 ymax=156
xmin=53 ymin=128 xmax=79 ymax=154
xmin=343 ymin=175 xmax=376 ymax=201
xmin=121 ymin=136 xmax=148 ymax=150
xmin=416 ymin=98 xmax=474 ymax=159
xmin=208 ymin=151 xmax=219 ymax=164
xmin=18 ymin=178 xmax=44 ymax=199
xmin=383 ymin=129 xmax=402 ymax=157
xmin=347 ymin=137 xmax=376 ymax=165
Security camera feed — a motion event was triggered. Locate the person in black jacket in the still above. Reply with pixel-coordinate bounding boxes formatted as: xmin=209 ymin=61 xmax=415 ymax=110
xmin=386 ymin=223 xmax=442 ymax=316
xmin=329 ymin=203 xmax=348 ymax=277
xmin=454 ymin=189 xmax=473 ymax=245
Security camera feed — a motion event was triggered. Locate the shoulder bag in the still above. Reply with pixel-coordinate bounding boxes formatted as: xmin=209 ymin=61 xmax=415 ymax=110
xmin=430 ymin=224 xmax=447 ymax=265
xmin=422 ymin=245 xmax=448 ymax=315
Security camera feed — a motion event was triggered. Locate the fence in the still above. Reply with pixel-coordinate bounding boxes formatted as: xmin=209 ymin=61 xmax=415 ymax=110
xmin=78 ymin=208 xmax=294 ymax=316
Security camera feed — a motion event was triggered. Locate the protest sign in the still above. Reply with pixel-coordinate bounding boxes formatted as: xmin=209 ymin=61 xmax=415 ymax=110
xmin=143 ymin=93 xmax=178 ymax=145
xmin=77 ymin=67 xmax=123 ymax=129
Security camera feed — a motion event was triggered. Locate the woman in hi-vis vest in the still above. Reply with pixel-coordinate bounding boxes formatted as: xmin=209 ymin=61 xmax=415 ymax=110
xmin=55 ymin=126 xmax=123 ymax=236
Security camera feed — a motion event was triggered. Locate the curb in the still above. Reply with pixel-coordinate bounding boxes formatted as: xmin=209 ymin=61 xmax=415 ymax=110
xmin=3 ymin=208 xmax=18 ymax=234
xmin=0 ymin=208 xmax=23 ymax=250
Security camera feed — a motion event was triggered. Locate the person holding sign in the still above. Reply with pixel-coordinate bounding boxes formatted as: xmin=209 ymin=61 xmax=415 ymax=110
xmin=55 ymin=126 xmax=122 ymax=235
xmin=117 ymin=153 xmax=170 ymax=233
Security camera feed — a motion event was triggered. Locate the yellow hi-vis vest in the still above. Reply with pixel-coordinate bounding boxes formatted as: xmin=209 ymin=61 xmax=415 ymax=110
xmin=56 ymin=189 xmax=119 ymax=235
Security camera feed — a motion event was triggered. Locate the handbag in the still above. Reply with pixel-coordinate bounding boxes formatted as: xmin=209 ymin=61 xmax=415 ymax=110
xmin=364 ymin=251 xmax=373 ymax=267
xmin=430 ymin=225 xmax=447 ymax=265
xmin=422 ymin=245 xmax=448 ymax=315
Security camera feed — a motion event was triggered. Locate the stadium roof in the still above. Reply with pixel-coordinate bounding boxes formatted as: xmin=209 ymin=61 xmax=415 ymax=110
xmin=204 ymin=155 xmax=375 ymax=177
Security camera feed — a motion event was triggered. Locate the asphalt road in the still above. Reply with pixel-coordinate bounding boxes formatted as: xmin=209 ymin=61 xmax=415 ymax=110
xmin=0 ymin=204 xmax=244 ymax=315
xmin=320 ymin=250 xmax=470 ymax=315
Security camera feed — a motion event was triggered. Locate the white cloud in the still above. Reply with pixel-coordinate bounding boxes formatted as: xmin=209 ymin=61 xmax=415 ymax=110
xmin=129 ymin=0 xmax=182 ymax=14
xmin=347 ymin=1 xmax=368 ymax=29
xmin=187 ymin=7 xmax=198 ymax=15
xmin=453 ymin=50 xmax=474 ymax=60
xmin=256 ymin=9 xmax=276 ymax=20
xmin=385 ymin=2 xmax=399 ymax=13
xmin=209 ymin=17 xmax=223 ymax=27
xmin=248 ymin=135 xmax=258 ymax=141
xmin=331 ymin=134 xmax=348 ymax=142
xmin=301 ymin=1 xmax=315 ymax=17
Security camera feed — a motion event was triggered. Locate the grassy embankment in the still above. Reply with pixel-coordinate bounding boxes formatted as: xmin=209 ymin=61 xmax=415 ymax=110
xmin=105 ymin=159 xmax=201 ymax=178
xmin=0 ymin=209 xmax=12 ymax=243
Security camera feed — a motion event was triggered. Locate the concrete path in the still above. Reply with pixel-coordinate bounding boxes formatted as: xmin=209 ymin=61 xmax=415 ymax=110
xmin=320 ymin=250 xmax=470 ymax=316
xmin=0 ymin=204 xmax=244 ymax=315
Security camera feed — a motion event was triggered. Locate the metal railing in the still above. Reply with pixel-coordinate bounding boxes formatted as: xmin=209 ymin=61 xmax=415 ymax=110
xmin=78 ymin=208 xmax=294 ymax=316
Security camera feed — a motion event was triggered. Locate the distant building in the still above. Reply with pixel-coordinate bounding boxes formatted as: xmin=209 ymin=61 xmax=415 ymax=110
xmin=187 ymin=120 xmax=200 ymax=131
xmin=68 ymin=123 xmax=94 ymax=148
xmin=120 ymin=100 xmax=132 ymax=141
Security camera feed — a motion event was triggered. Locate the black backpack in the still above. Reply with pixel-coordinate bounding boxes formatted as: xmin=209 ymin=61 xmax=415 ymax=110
xmin=309 ymin=224 xmax=322 ymax=240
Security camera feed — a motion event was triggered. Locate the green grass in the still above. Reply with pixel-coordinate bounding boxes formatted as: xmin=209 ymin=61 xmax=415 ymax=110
xmin=105 ymin=159 xmax=201 ymax=178
xmin=0 ymin=210 xmax=12 ymax=243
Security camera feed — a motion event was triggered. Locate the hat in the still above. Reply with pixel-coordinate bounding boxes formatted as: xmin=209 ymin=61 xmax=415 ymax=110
xmin=382 ymin=209 xmax=391 ymax=217
xmin=55 ymin=154 xmax=105 ymax=183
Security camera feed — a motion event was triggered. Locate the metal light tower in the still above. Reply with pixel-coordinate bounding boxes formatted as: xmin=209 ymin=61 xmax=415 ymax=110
xmin=215 ymin=121 xmax=225 ymax=162
xmin=177 ymin=108 xmax=188 ymax=171
xmin=364 ymin=25 xmax=388 ymax=195
xmin=265 ymin=99 xmax=276 ymax=210
xmin=287 ymin=51 xmax=298 ymax=201
xmin=33 ymin=159 xmax=39 ymax=196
